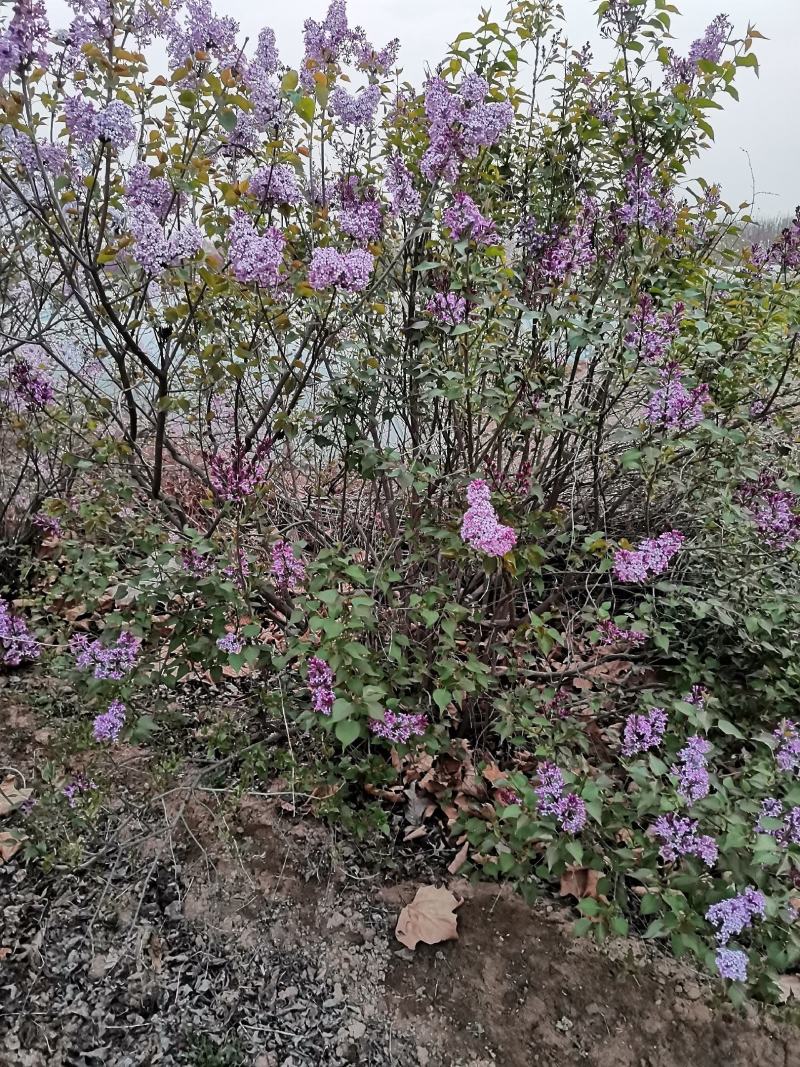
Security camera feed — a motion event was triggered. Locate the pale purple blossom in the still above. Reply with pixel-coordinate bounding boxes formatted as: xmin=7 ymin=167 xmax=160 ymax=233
xmin=308 ymin=656 xmax=335 ymax=715
xmin=337 ymin=181 xmax=383 ymax=244
xmin=460 ymin=479 xmax=517 ymax=557
xmin=166 ymin=0 xmax=239 ymax=70
xmin=671 ymin=735 xmax=711 ymax=804
xmin=685 ymin=684 xmax=708 ymax=707
xmin=773 ymin=720 xmax=800 ymax=775
xmin=665 ymin=15 xmax=732 ymax=90
xmin=63 ymin=774 xmax=96 ymax=808
xmin=650 ymin=813 xmax=718 ymax=866
xmin=208 ymin=445 xmax=267 ymax=501
xmin=9 ymin=356 xmax=53 ymax=409
xmin=421 ymin=75 xmax=513 ymax=184
xmin=426 ymin=291 xmax=467 ymax=325
xmin=715 ymin=947 xmax=748 ymax=982
xmin=0 ymin=0 xmax=49 ymax=78
xmin=308 ymin=247 xmax=374 ymax=292
xmin=369 ymin=710 xmax=429 ymax=745
xmin=330 ymin=84 xmax=380 ymax=127
xmin=442 ymin=193 xmax=495 ymax=244
xmin=92 ymin=699 xmax=126 ymax=742
xmin=385 ymin=155 xmax=421 ymax=217
xmin=598 ymin=620 xmax=647 ymax=646
xmin=228 ymin=211 xmax=285 ymax=288
xmin=534 ymin=762 xmax=586 ymax=834
xmin=216 ymin=632 xmax=243 ymax=654
xmin=612 ymin=530 xmax=685 ymax=583
xmin=125 ymin=162 xmax=173 ymax=222
xmin=129 ymin=206 xmax=202 ymax=273
xmin=646 ymin=364 xmax=710 ymax=431
xmin=270 ymin=541 xmax=305 ymax=591
xmin=33 ymin=512 xmax=62 ymax=537
xmin=64 ymin=95 xmax=135 ymax=149
xmin=70 ymin=631 xmax=141 ymax=680
xmin=737 ymin=473 xmax=800 ymax=549
xmin=248 ymin=163 xmax=302 ymax=206
xmin=619 ymin=161 xmax=675 ymax=232
xmin=301 ymin=0 xmax=350 ymax=88
xmin=0 ymin=597 xmax=40 ymax=666
xmin=624 ymin=295 xmax=683 ymax=364
xmin=621 ymin=707 xmax=667 ymax=758
xmin=706 ymin=887 xmax=766 ymax=945
xmin=180 ymin=547 xmax=215 ymax=577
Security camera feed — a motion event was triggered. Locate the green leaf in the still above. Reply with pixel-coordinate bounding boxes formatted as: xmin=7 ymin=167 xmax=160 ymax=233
xmin=335 ymin=719 xmax=361 ymax=748
xmin=295 ymin=96 xmax=315 ymax=123
xmin=218 ymin=109 xmax=237 ymax=132
xmin=433 ymin=689 xmax=451 ymax=711
xmin=640 ymin=893 xmax=661 ymax=915
xmin=578 ymin=897 xmax=600 ymax=916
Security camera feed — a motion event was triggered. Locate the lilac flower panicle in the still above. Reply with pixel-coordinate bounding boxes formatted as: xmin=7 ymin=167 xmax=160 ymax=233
xmin=248 ymin=163 xmax=302 ymax=206
xmin=208 ymin=445 xmax=267 ymax=501
xmin=612 ymin=530 xmax=684 ymax=583
xmin=270 ymin=540 xmax=306 ymax=591
xmin=495 ymin=787 xmax=521 ymax=807
xmin=33 ymin=513 xmax=62 ymax=537
xmin=671 ymin=735 xmax=711 ymax=804
xmin=93 ymin=699 xmax=126 ymax=743
xmin=10 ymin=356 xmax=53 ymax=409
xmin=308 ymin=656 xmax=335 ymax=715
xmin=774 ymin=721 xmax=800 ymax=775
xmin=647 ymin=364 xmax=710 ymax=431
xmin=63 ymin=774 xmax=96 ymax=808
xmin=651 ymin=813 xmax=718 ymax=867
xmin=442 ymin=193 xmax=495 ymax=244
xmin=715 ymin=947 xmax=748 ymax=982
xmin=618 ymin=161 xmax=675 ymax=232
xmin=94 ymin=100 xmax=136 ymax=149
xmin=308 ymin=247 xmax=374 ymax=292
xmin=624 ymin=295 xmax=682 ymax=365
xmin=228 ymin=212 xmax=285 ymax=288
xmin=460 ymin=479 xmax=517 ymax=557
xmin=216 ymin=632 xmax=243 ymax=655
xmin=426 ymin=291 xmax=467 ymax=326
xmin=0 ymin=0 xmax=50 ymax=78
xmin=598 ymin=619 xmax=647 ymax=646
xmin=685 ymin=684 xmax=708 ymax=707
xmin=166 ymin=0 xmax=239 ymax=70
xmin=337 ymin=184 xmax=383 ymax=244
xmin=301 ymin=0 xmax=350 ymax=87
xmin=130 ymin=207 xmax=202 ymax=273
xmin=621 ymin=707 xmax=667 ymax=758
xmin=737 ymin=473 xmax=800 ymax=550
xmin=421 ymin=74 xmax=513 ymax=184
xmin=125 ymin=163 xmax=172 ymax=221
xmin=70 ymin=631 xmax=141 ymax=680
xmin=385 ymin=155 xmax=421 ymax=217
xmin=534 ymin=762 xmax=586 ymax=835
xmin=0 ymin=597 xmax=40 ymax=666
xmin=330 ymin=84 xmax=380 ymax=127
xmin=665 ymin=15 xmax=732 ymax=90
xmin=369 ymin=710 xmax=429 ymax=745
xmin=706 ymin=888 xmax=766 ymax=946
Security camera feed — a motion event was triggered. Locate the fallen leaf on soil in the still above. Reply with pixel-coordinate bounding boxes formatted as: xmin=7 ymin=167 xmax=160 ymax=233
xmin=559 ymin=867 xmax=605 ymax=901
xmin=395 ymin=886 xmax=462 ymax=950
xmin=447 ymin=840 xmax=469 ymax=876
xmin=0 ymin=777 xmax=32 ymax=818
xmin=0 ymin=947 xmax=11 ymax=960
xmin=777 ymin=975 xmax=800 ymax=1002
xmin=0 ymin=831 xmax=24 ymax=862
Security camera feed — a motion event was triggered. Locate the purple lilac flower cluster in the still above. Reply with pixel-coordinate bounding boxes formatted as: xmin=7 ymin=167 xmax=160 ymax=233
xmin=180 ymin=547 xmax=215 ymax=578
xmin=618 ymin=161 xmax=675 ymax=232
xmin=93 ymin=698 xmax=126 ymax=742
xmin=442 ymin=192 xmax=495 ymax=244
xmin=520 ymin=198 xmax=598 ymax=286
xmin=664 ymin=15 xmax=732 ymax=90
xmin=64 ymin=95 xmax=136 ymax=149
xmin=216 ymin=632 xmax=243 ymax=654
xmin=646 ymin=363 xmax=710 ymax=431
xmin=0 ymin=597 xmax=40 ymax=666
xmin=248 ymin=163 xmax=302 ymax=206
xmin=0 ymin=0 xmax=50 ymax=78
xmin=650 ymin=813 xmax=718 ymax=867
xmin=330 ymin=84 xmax=380 ymax=127
xmin=736 ymin=472 xmax=800 ymax=550
xmin=612 ymin=530 xmax=684 ymax=583
xmin=227 ymin=211 xmax=286 ymax=288
xmin=300 ymin=0 xmax=350 ymax=86
xmin=706 ymin=887 xmax=766 ymax=982
xmin=165 ymin=0 xmax=238 ymax=71
xmin=369 ymin=710 xmax=429 ymax=745
xmin=773 ymin=720 xmax=800 ymax=775
xmin=421 ymin=73 xmax=514 ymax=183
xmin=385 ymin=155 xmax=421 ymax=217
xmin=598 ymin=619 xmax=647 ymax=647
xmin=685 ymin=684 xmax=708 ymax=707
xmin=125 ymin=163 xmax=173 ymax=222
xmin=70 ymin=631 xmax=141 ymax=680
xmin=308 ymin=656 xmax=335 ymax=715
xmin=624 ymin=295 xmax=683 ymax=364
xmin=222 ymin=547 xmax=250 ymax=587
xmin=542 ymin=688 xmax=572 ymax=719
xmin=270 ymin=540 xmax=305 ymax=591
xmin=337 ymin=179 xmax=383 ymax=244
xmin=308 ymin=247 xmax=374 ymax=292
xmin=208 ymin=446 xmax=267 ymax=501
xmin=241 ymin=27 xmax=283 ymax=129
xmin=494 ymin=787 xmax=521 ymax=807
xmin=63 ymin=774 xmax=96 ymax=808
xmin=670 ymin=735 xmax=711 ymax=804
xmin=129 ymin=207 xmax=202 ymax=273
xmin=756 ymin=798 xmax=800 ymax=847
xmin=9 ymin=356 xmax=53 ymax=409
xmin=621 ymin=707 xmax=667 ymax=758
xmin=460 ymin=479 xmax=517 ymax=558
xmin=33 ymin=512 xmax=63 ymax=537
xmin=534 ymin=762 xmax=586 ymax=834
xmin=426 ymin=291 xmax=467 ymax=326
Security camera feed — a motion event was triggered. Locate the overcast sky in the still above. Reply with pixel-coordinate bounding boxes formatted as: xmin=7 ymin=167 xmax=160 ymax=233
xmin=47 ymin=0 xmax=799 ymax=217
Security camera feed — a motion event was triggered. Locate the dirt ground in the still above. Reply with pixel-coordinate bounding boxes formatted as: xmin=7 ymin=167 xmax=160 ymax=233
xmin=2 ymin=687 xmax=800 ymax=1067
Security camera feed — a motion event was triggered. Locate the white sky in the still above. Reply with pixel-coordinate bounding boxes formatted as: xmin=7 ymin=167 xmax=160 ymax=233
xmin=47 ymin=0 xmax=799 ymax=216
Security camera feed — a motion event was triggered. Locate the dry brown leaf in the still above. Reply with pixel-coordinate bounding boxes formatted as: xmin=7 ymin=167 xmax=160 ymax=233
xmin=403 ymin=825 xmax=427 ymax=842
xmin=0 ymin=947 xmax=11 ymax=960
xmin=0 ymin=777 xmax=32 ymax=818
xmin=559 ymin=867 xmax=606 ymax=902
xmin=447 ymin=840 xmax=469 ymax=876
xmin=149 ymin=931 xmax=163 ymax=973
xmin=395 ymin=885 xmax=461 ymax=950
xmin=0 ymin=830 xmax=24 ymax=863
